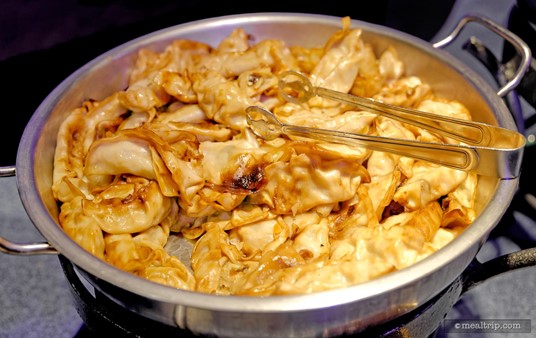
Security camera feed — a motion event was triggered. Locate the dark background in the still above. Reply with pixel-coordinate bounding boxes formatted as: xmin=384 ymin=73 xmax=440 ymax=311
xmin=0 ymin=0 xmax=456 ymax=166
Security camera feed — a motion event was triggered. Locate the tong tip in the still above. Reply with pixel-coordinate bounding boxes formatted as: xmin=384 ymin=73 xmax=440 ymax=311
xmin=245 ymin=106 xmax=283 ymax=140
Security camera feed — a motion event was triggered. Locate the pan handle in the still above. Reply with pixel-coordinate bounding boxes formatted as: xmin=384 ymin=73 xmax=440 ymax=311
xmin=461 ymin=247 xmax=536 ymax=294
xmin=0 ymin=165 xmax=59 ymax=255
xmin=0 ymin=166 xmax=16 ymax=177
xmin=433 ymin=13 xmax=532 ymax=97
xmin=1 ymin=238 xmax=58 ymax=255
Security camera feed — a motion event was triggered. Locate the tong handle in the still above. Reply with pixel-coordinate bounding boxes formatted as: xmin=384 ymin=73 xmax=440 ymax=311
xmin=280 ymin=70 xmax=524 ymax=149
xmin=286 ymin=124 xmax=524 ymax=178
xmin=315 ymin=86 xmax=491 ymax=146
xmin=246 ymin=106 xmax=523 ymax=178
xmin=284 ymin=123 xmax=477 ymax=171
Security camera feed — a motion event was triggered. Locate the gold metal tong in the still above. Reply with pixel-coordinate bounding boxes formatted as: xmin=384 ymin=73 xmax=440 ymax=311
xmin=246 ymin=70 xmax=526 ymax=179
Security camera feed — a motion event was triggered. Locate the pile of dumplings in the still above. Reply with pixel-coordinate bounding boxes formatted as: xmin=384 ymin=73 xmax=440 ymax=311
xmin=52 ymin=17 xmax=476 ymax=295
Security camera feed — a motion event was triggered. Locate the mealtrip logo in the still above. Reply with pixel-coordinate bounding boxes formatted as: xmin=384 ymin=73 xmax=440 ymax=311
xmin=441 ymin=319 xmax=532 ymax=333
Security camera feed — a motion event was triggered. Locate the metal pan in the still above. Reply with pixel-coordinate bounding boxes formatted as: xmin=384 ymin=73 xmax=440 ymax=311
xmin=1 ymin=12 xmax=535 ymax=337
